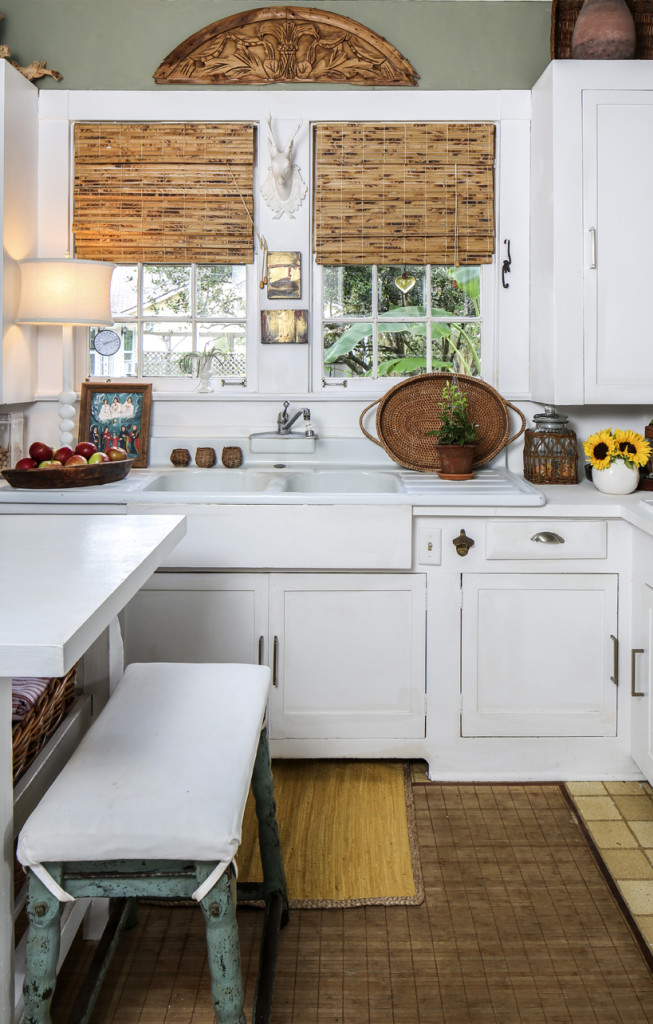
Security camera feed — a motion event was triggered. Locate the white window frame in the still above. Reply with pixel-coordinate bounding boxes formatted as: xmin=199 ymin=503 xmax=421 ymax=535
xmin=311 ymin=261 xmax=496 ymax=394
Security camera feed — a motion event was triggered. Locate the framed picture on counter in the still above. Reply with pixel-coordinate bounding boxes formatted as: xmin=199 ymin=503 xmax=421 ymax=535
xmin=79 ymin=382 xmax=152 ymax=468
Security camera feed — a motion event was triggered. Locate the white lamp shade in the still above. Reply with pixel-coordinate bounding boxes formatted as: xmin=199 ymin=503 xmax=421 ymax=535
xmin=16 ymin=258 xmax=115 ymax=326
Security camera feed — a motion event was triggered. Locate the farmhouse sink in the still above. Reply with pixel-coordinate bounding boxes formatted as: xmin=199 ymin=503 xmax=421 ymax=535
xmin=143 ymin=469 xmax=283 ymax=493
xmin=283 ymin=470 xmax=403 ymax=493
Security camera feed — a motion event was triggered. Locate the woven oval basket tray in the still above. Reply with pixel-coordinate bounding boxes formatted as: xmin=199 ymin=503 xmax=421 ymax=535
xmin=360 ymin=373 xmax=525 ymax=473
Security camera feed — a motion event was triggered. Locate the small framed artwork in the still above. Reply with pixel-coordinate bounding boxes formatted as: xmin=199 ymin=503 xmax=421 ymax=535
xmin=261 ymin=309 xmax=308 ymax=345
xmin=267 ymin=251 xmax=301 ymax=300
xmin=79 ymin=382 xmax=152 ymax=468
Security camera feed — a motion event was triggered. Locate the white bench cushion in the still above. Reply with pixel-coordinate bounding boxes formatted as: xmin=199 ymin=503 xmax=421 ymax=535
xmin=17 ymin=662 xmax=271 ymax=902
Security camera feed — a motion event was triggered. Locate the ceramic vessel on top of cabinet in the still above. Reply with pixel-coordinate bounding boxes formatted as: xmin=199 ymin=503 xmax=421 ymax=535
xmin=530 ymin=60 xmax=653 ymax=405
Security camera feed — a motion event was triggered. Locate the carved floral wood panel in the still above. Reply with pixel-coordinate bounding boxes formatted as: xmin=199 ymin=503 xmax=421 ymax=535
xmin=153 ymin=6 xmax=418 ymax=86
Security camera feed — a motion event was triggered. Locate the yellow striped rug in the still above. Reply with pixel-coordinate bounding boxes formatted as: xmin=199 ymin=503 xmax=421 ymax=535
xmin=237 ymin=759 xmax=424 ymax=908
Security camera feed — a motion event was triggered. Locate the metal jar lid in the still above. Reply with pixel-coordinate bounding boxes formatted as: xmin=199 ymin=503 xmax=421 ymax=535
xmin=531 ymin=406 xmax=572 ymax=434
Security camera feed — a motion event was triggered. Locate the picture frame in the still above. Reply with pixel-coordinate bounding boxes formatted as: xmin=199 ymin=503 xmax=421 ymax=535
xmin=78 ymin=382 xmax=152 ymax=468
xmin=261 ymin=309 xmax=308 ymax=344
xmin=267 ymin=251 xmax=302 ymax=300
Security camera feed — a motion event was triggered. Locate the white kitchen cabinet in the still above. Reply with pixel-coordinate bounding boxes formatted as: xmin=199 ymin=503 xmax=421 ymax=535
xmin=630 ymin=531 xmax=653 ymax=783
xmin=530 ymin=61 xmax=653 ymax=405
xmin=123 ymin=570 xmax=426 ymax=745
xmin=0 ymin=61 xmax=38 ymax=405
xmin=461 ymin=572 xmax=618 ymax=737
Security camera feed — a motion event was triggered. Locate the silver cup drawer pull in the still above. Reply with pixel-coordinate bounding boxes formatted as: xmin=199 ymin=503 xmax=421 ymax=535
xmin=530 ymin=531 xmax=565 ymax=544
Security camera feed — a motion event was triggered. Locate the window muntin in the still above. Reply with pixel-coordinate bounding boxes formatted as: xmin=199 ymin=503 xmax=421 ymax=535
xmin=88 ymin=263 xmax=247 ymax=380
xmin=322 ymin=264 xmax=482 ymax=382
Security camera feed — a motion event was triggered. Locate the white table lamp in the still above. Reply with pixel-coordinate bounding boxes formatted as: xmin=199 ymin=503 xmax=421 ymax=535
xmin=16 ymin=258 xmax=115 ymax=446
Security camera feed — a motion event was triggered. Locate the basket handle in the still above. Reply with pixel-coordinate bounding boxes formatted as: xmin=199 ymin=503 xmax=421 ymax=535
xmin=359 ymin=399 xmax=383 ymax=446
xmin=505 ymin=401 xmax=526 ymax=447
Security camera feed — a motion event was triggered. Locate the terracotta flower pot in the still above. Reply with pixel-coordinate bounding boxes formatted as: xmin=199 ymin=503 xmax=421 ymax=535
xmin=571 ymin=0 xmax=636 ymax=59
xmin=436 ymin=444 xmax=476 ymax=479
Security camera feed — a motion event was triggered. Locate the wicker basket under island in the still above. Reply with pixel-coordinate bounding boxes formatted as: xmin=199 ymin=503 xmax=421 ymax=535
xmin=12 ymin=665 xmax=77 ymax=784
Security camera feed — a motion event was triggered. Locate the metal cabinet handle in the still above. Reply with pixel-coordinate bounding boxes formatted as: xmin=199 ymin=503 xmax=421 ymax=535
xmin=530 ymin=532 xmax=565 ymax=544
xmin=610 ymin=634 xmax=619 ymax=687
xmin=272 ymin=635 xmax=279 ymax=687
xmin=258 ymin=635 xmax=264 ymax=666
xmin=631 ymin=648 xmax=645 ymax=697
xmin=589 ymin=227 xmax=597 ymax=268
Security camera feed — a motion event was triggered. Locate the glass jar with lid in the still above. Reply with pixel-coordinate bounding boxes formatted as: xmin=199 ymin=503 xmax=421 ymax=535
xmin=523 ymin=407 xmax=578 ymax=485
xmin=0 ymin=411 xmax=24 ymax=471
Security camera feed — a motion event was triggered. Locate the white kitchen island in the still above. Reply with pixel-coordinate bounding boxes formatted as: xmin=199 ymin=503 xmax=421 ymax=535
xmin=0 ymin=513 xmax=186 ymax=1024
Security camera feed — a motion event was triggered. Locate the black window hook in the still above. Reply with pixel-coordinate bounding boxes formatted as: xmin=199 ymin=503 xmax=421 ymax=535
xmin=501 ymin=239 xmax=512 ymax=289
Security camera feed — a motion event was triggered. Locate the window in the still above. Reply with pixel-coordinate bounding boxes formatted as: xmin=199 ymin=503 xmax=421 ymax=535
xmin=88 ymin=264 xmax=247 ymax=380
xmin=321 ymin=263 xmax=482 ymax=382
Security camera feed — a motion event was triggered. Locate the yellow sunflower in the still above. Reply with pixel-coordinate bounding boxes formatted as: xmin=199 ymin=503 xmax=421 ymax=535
xmin=613 ymin=428 xmax=652 ymax=468
xmin=583 ymin=429 xmax=617 ymax=470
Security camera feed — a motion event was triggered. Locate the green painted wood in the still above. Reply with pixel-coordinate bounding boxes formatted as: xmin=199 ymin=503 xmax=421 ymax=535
xmin=251 ymin=727 xmax=289 ymax=920
xmin=23 ymin=869 xmax=63 ymax=1024
xmin=198 ymin=866 xmax=247 ymax=1024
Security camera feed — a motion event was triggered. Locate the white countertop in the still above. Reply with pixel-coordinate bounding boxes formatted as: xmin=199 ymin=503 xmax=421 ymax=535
xmin=0 ymin=514 xmax=186 ymax=676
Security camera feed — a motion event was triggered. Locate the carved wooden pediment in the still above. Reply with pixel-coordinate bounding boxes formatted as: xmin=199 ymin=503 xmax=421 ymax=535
xmin=153 ymin=6 xmax=418 ymax=86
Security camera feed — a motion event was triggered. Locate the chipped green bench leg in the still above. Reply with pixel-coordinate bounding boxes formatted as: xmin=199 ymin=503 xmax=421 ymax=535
xmin=198 ymin=865 xmax=247 ymax=1024
xmin=23 ymin=869 xmax=63 ymax=1024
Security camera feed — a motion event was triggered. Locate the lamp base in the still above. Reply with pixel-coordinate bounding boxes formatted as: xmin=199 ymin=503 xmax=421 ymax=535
xmin=58 ymin=390 xmax=77 ymax=448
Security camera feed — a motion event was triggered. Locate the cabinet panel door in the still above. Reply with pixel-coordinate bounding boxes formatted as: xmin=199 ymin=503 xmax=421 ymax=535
xmin=123 ymin=572 xmax=268 ymax=665
xmin=461 ymin=573 xmax=618 ymax=737
xmin=631 ymin=582 xmax=653 ymax=782
xmin=268 ymin=573 xmax=426 ymax=740
xmin=583 ymin=93 xmax=653 ymax=402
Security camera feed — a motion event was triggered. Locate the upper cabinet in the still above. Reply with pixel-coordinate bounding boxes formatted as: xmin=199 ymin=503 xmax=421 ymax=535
xmin=531 ymin=61 xmax=653 ymax=405
xmin=0 ymin=62 xmax=37 ymax=405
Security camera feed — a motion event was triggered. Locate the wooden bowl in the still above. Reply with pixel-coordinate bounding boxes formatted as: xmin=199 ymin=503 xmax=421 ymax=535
xmin=1 ymin=458 xmax=135 ymax=489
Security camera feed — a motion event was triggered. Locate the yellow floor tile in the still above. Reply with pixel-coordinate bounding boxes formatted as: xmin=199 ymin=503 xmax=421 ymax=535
xmin=583 ymin=820 xmax=638 ymax=850
xmin=573 ymin=796 xmax=621 ymax=820
xmin=618 ymin=881 xmax=653 ymax=915
xmin=604 ymin=781 xmax=649 ymax=795
xmin=630 ymin=821 xmax=653 ymax=848
xmin=565 ymin=781 xmax=606 ymax=796
xmin=612 ymin=795 xmax=653 ymax=821
xmin=633 ymin=915 xmax=653 ymax=945
xmin=600 ymin=849 xmax=653 ymax=880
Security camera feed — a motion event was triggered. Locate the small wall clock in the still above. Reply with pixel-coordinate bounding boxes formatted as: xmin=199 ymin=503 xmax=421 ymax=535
xmin=93 ymin=329 xmax=121 ymax=356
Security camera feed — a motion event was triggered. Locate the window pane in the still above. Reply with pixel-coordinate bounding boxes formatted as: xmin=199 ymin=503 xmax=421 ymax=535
xmin=431 ymin=266 xmax=481 ymax=316
xmin=110 ymin=266 xmax=138 ymax=317
xmin=197 ymin=322 xmax=247 ymax=377
xmin=378 ymin=265 xmax=425 ymax=315
xmin=143 ymin=265 xmax=191 ymax=316
xmin=143 ymin=320 xmax=193 ymax=377
xmin=89 ymin=323 xmax=139 ymax=378
xmin=323 ymin=266 xmax=372 ymax=318
xmin=197 ymin=265 xmax=246 ymax=318
xmin=323 ymin=321 xmax=373 ymax=377
xmin=432 ymin=321 xmax=482 ymax=377
xmin=378 ymin=323 xmax=427 ymax=377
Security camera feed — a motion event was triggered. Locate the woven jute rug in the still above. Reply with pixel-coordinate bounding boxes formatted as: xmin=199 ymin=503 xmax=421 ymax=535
xmin=237 ymin=759 xmax=424 ymax=908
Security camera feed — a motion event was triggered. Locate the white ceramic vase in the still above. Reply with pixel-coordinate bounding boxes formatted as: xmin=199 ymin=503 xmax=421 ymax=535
xmin=591 ymin=459 xmax=640 ymax=495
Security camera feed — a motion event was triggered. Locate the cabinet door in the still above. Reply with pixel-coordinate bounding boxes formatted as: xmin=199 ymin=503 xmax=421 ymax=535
xmin=123 ymin=572 xmax=268 ymax=665
xmin=583 ymin=92 xmax=653 ymax=403
xmin=461 ymin=573 xmax=618 ymax=737
xmin=268 ymin=573 xmax=426 ymax=740
xmin=631 ymin=582 xmax=653 ymax=782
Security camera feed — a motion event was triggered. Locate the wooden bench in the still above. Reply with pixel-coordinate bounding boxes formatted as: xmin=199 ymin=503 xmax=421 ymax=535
xmin=17 ymin=662 xmax=288 ymax=1024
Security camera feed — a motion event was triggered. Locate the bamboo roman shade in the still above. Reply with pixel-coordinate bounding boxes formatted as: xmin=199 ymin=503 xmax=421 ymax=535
xmin=73 ymin=122 xmax=256 ymax=264
xmin=313 ymin=122 xmax=495 ymax=265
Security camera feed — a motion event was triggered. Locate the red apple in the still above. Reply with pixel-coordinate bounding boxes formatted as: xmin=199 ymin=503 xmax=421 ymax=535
xmin=75 ymin=441 xmax=97 ymax=459
xmin=65 ymin=454 xmax=88 ymax=467
xmin=88 ymin=451 xmax=109 ymax=464
xmin=106 ymin=446 xmax=128 ymax=462
xmin=38 ymin=460 xmax=63 ymax=468
xmin=29 ymin=441 xmax=53 ymax=464
xmin=53 ymin=445 xmax=74 ymax=464
xmin=15 ymin=457 xmax=38 ymax=470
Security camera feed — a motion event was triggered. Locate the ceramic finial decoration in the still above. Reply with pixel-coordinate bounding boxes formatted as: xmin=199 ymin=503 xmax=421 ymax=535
xmin=571 ymin=0 xmax=636 ymax=59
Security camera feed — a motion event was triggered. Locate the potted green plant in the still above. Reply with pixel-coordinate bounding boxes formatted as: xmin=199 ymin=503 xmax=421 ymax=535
xmin=426 ymin=380 xmax=478 ymax=478
xmin=177 ymin=344 xmax=221 ymax=393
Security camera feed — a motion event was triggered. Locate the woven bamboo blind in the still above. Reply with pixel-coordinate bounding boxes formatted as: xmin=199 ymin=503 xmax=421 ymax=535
xmin=313 ymin=122 xmax=495 ymax=266
xmin=73 ymin=122 xmax=256 ymax=264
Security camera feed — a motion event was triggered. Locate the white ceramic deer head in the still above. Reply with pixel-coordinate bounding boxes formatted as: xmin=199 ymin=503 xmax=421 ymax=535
xmin=260 ymin=116 xmax=307 ymax=219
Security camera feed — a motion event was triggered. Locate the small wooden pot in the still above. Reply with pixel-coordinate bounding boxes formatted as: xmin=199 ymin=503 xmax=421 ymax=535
xmin=222 ymin=446 xmax=243 ymax=468
xmin=170 ymin=448 xmax=191 ymax=467
xmin=436 ymin=444 xmax=476 ymax=480
xmin=195 ymin=447 xmax=216 ymax=468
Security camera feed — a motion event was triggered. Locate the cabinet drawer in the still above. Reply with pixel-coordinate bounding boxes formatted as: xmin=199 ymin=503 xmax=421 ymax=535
xmin=485 ymin=520 xmax=607 ymax=560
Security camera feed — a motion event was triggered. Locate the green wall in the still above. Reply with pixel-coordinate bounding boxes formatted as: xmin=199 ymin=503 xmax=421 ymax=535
xmin=0 ymin=0 xmax=552 ymax=91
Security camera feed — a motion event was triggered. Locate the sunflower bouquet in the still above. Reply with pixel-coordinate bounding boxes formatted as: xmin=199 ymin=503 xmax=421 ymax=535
xmin=583 ymin=428 xmax=651 ymax=471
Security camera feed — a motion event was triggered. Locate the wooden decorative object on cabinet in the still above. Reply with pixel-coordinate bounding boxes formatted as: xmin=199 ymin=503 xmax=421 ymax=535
xmin=153 ymin=6 xmax=418 ymax=86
